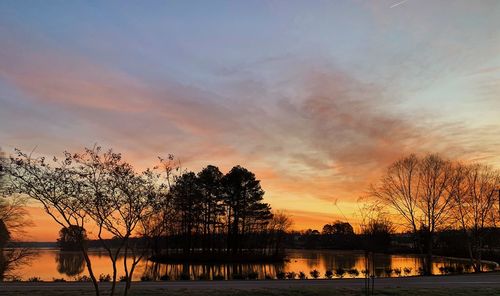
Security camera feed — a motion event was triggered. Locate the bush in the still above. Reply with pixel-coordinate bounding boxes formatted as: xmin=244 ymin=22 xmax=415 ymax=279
xmin=140 ymin=275 xmax=152 ymax=281
xmin=347 ymin=268 xmax=359 ymax=278
xmin=393 ymin=268 xmax=402 ymax=277
xmin=53 ymin=278 xmax=66 ymax=282
xmin=75 ymin=275 xmax=91 ymax=282
xmin=276 ymin=272 xmax=286 ymax=280
xmin=286 ymin=271 xmax=296 ymax=280
xmin=197 ymin=274 xmax=210 ymax=280
xmin=335 ymin=267 xmax=346 ymax=278
xmin=384 ymin=268 xmax=393 ymax=277
xmin=160 ymin=274 xmax=170 ymax=281
xmin=232 ymin=273 xmax=246 ymax=280
xmin=456 ymin=265 xmax=465 ymax=274
xmin=99 ymin=274 xmax=111 ymax=282
xmin=248 ymin=272 xmax=259 ymax=280
xmin=298 ymin=271 xmax=307 ymax=280
xmin=310 ymin=269 xmax=320 ymax=279
xmin=119 ymin=276 xmax=128 ymax=282
xmin=403 ymin=267 xmax=412 ymax=276
xmin=28 ymin=277 xmax=42 ymax=282
xmin=325 ymin=270 xmax=333 ymax=279
xmin=374 ymin=268 xmax=384 ymax=278
xmin=180 ymin=273 xmax=190 ymax=280
xmin=213 ymin=274 xmax=225 ymax=280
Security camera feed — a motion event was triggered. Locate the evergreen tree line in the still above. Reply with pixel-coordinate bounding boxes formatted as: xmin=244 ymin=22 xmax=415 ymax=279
xmin=146 ymin=164 xmax=291 ymax=260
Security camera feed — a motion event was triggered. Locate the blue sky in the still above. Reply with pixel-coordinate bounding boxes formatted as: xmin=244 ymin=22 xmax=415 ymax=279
xmin=1 ymin=0 xmax=499 ymax=239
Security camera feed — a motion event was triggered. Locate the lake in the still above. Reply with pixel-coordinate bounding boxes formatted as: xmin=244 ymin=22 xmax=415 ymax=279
xmin=6 ymin=249 xmax=497 ymax=281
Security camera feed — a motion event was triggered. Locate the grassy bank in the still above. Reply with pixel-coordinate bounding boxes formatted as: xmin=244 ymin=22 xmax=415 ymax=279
xmin=2 ymin=287 xmax=500 ymax=296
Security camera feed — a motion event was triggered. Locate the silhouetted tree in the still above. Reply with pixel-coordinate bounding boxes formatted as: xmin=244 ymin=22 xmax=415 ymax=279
xmin=371 ymin=154 xmax=454 ymax=275
xmin=222 ymin=166 xmax=272 ymax=255
xmin=57 ymin=226 xmax=87 ymax=251
xmin=450 ymin=163 xmax=500 ymax=272
xmin=170 ymin=171 xmax=204 ymax=256
xmin=197 ymin=165 xmax=224 ymax=253
xmin=3 ymin=149 xmax=100 ymax=293
xmin=267 ymin=211 xmax=293 ymax=256
xmin=322 ymin=221 xmax=354 ymax=235
xmin=73 ymin=146 xmax=157 ymax=296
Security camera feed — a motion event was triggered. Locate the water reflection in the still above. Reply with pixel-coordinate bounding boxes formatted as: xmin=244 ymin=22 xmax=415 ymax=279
xmin=56 ymin=252 xmax=85 ymax=277
xmin=6 ymin=249 xmax=497 ymax=281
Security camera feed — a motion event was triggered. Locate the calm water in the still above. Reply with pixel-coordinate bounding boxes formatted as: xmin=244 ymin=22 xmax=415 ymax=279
xmin=7 ymin=249 xmax=497 ymax=281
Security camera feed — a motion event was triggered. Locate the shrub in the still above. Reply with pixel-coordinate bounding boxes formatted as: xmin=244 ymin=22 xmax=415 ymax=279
xmin=276 ymin=272 xmax=286 ymax=280
xmin=384 ymin=268 xmax=393 ymax=277
xmin=298 ymin=271 xmax=307 ymax=280
xmin=374 ymin=268 xmax=384 ymax=278
xmin=232 ymin=273 xmax=246 ymax=280
xmin=140 ymin=275 xmax=152 ymax=281
xmin=286 ymin=271 xmax=296 ymax=279
xmin=393 ymin=268 xmax=402 ymax=277
xmin=28 ymin=277 xmax=42 ymax=282
xmin=248 ymin=272 xmax=259 ymax=280
xmin=417 ymin=267 xmax=425 ymax=276
xmin=119 ymin=276 xmax=128 ymax=282
xmin=160 ymin=274 xmax=170 ymax=281
xmin=75 ymin=275 xmax=91 ymax=282
xmin=180 ymin=273 xmax=190 ymax=280
xmin=448 ymin=265 xmax=456 ymax=274
xmin=335 ymin=267 xmax=346 ymax=278
xmin=403 ymin=267 xmax=412 ymax=276
xmin=310 ymin=269 xmax=320 ymax=279
xmin=325 ymin=270 xmax=333 ymax=279
xmin=264 ymin=274 xmax=273 ymax=280
xmin=347 ymin=268 xmax=360 ymax=278
xmin=53 ymin=278 xmax=66 ymax=282
xmin=456 ymin=265 xmax=464 ymax=274
xmin=99 ymin=274 xmax=111 ymax=282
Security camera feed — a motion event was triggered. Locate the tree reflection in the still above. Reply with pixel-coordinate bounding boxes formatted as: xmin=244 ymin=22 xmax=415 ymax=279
xmin=56 ymin=252 xmax=85 ymax=277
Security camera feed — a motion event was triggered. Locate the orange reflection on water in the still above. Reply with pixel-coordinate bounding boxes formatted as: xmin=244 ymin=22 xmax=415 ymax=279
xmin=7 ymin=249 xmax=494 ymax=281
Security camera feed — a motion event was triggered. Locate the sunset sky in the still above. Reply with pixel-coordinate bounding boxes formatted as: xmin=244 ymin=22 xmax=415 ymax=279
xmin=1 ymin=1 xmax=500 ymax=241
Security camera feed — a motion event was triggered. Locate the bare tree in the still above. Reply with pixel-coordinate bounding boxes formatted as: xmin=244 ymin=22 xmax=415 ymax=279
xmin=451 ymin=163 xmax=500 ymax=272
xmin=3 ymin=149 xmax=100 ymax=293
xmin=73 ymin=147 xmax=158 ymax=296
xmin=267 ymin=210 xmax=293 ymax=256
xmin=371 ymin=154 xmax=454 ymax=275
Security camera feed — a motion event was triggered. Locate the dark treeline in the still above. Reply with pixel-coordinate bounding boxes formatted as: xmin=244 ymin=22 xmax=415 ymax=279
xmin=140 ymin=164 xmax=290 ymax=261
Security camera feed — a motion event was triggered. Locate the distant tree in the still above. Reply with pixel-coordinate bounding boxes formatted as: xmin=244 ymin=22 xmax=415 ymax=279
xmin=268 ymin=211 xmax=293 ymax=255
xmin=322 ymin=221 xmax=354 ymax=235
xmin=361 ymin=218 xmax=394 ymax=252
xmin=0 ymin=148 xmax=33 ymax=281
xmin=57 ymin=226 xmax=87 ymax=251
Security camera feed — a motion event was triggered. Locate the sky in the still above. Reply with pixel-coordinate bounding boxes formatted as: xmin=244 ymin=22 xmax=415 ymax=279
xmin=1 ymin=1 xmax=500 ymax=241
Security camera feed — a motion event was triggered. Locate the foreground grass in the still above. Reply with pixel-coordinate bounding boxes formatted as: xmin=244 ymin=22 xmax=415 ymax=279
xmin=2 ymin=287 xmax=500 ymax=296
